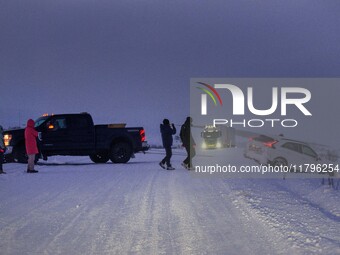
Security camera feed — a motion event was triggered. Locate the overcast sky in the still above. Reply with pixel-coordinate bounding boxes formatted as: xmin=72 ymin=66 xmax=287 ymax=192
xmin=1 ymin=0 xmax=340 ymax=144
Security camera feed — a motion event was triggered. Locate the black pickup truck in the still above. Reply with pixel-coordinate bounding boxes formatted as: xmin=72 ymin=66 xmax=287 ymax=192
xmin=4 ymin=113 xmax=149 ymax=164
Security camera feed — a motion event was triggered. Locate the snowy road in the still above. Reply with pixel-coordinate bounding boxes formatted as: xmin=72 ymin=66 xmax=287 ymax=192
xmin=0 ymin=149 xmax=339 ymax=255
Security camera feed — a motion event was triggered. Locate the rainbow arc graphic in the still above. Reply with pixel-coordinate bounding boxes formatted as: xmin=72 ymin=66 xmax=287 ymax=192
xmin=196 ymin=82 xmax=223 ymax=106
xmin=196 ymin=82 xmax=223 ymax=115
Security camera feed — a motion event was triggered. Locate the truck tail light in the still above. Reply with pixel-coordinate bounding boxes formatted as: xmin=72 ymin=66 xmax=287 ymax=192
xmin=4 ymin=134 xmax=12 ymax=146
xmin=140 ymin=129 xmax=146 ymax=142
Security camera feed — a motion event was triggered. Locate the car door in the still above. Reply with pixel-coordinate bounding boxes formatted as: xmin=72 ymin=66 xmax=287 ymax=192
xmin=300 ymin=145 xmax=319 ymax=165
xmin=41 ymin=116 xmax=70 ymax=152
xmin=280 ymin=142 xmax=302 ymax=165
xmin=66 ymin=115 xmax=95 ymax=152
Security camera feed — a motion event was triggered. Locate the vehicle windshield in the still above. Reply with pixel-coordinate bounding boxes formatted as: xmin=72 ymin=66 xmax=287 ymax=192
xmin=202 ymin=130 xmax=221 ymax=138
xmin=35 ymin=116 xmax=49 ymax=128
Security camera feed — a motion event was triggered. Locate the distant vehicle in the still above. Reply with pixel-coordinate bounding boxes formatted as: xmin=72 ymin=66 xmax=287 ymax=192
xmin=244 ymin=135 xmax=325 ymax=170
xmin=4 ymin=113 xmax=149 ymax=164
xmin=218 ymin=125 xmax=236 ymax=148
xmin=201 ymin=125 xmax=236 ymax=149
xmin=201 ymin=125 xmax=222 ymax=149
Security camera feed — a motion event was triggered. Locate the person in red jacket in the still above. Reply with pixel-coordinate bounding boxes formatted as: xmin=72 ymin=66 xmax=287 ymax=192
xmin=25 ymin=119 xmax=39 ymax=173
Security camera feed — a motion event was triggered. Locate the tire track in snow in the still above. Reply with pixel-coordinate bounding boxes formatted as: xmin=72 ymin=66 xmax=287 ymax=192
xmin=1 ymin=160 xmax=127 ymax=255
xmin=42 ymin=165 xmax=129 ymax=255
xmin=101 ymin=167 xmax=173 ymax=254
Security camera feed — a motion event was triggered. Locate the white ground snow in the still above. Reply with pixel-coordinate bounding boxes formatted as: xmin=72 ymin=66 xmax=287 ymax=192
xmin=0 ymin=148 xmax=339 ymax=255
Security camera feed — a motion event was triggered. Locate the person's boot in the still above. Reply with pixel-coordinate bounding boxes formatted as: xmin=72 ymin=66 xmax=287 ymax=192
xmin=181 ymin=162 xmax=188 ymax=169
xmin=27 ymin=168 xmax=38 ymax=173
xmin=159 ymin=162 xmax=166 ymax=169
xmin=0 ymin=169 xmax=6 ymax=174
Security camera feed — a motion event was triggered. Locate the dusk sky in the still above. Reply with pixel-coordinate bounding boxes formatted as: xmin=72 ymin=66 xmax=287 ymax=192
xmin=1 ymin=0 xmax=340 ymax=144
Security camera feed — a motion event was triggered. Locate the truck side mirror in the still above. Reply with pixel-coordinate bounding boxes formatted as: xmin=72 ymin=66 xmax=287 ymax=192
xmin=46 ymin=121 xmax=56 ymax=131
xmin=38 ymin=132 xmax=42 ymax=141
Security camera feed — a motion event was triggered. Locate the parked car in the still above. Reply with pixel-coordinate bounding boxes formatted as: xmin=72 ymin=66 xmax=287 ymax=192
xmin=4 ymin=113 xmax=149 ymax=164
xmin=244 ymin=135 xmax=325 ymax=171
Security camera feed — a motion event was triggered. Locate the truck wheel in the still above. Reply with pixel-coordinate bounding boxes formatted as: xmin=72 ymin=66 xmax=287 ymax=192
xmin=14 ymin=145 xmax=28 ymax=163
xmin=110 ymin=142 xmax=132 ymax=163
xmin=89 ymin=154 xmax=109 ymax=163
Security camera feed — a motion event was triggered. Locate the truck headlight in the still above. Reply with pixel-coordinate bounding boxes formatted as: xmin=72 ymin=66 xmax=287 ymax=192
xmin=216 ymin=142 xmax=222 ymax=148
xmin=4 ymin=134 xmax=12 ymax=146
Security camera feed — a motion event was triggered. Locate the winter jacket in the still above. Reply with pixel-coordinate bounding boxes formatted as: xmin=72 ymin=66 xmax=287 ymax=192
xmin=180 ymin=119 xmax=195 ymax=147
xmin=160 ymin=124 xmax=176 ymax=148
xmin=25 ymin=119 xmax=39 ymax=155
xmin=0 ymin=125 xmax=4 ymax=150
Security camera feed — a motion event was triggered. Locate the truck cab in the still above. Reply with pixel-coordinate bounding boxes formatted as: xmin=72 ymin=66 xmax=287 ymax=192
xmin=35 ymin=114 xmax=96 ymax=155
xmin=201 ymin=125 xmax=222 ymax=149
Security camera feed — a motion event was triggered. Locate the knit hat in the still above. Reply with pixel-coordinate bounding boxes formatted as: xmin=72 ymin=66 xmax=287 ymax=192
xmin=163 ymin=119 xmax=170 ymax=125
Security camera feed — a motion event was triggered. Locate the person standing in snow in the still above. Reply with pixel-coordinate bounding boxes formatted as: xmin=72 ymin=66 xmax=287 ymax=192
xmin=180 ymin=117 xmax=196 ymax=170
xmin=0 ymin=125 xmax=6 ymax=174
xmin=25 ymin=119 xmax=39 ymax=173
xmin=159 ymin=119 xmax=176 ymax=170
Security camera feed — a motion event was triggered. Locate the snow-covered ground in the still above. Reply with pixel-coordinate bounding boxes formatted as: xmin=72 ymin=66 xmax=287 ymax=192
xmin=0 ymin=148 xmax=339 ymax=255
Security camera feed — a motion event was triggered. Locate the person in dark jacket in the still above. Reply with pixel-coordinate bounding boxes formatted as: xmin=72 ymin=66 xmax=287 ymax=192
xmin=25 ymin=119 xmax=39 ymax=173
xmin=180 ymin=117 xmax=196 ymax=170
xmin=159 ymin=119 xmax=176 ymax=170
xmin=0 ymin=125 xmax=6 ymax=174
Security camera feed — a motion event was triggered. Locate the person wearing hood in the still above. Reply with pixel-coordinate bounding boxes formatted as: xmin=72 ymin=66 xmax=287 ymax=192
xmin=180 ymin=117 xmax=196 ymax=170
xmin=159 ymin=119 xmax=176 ymax=170
xmin=25 ymin=119 xmax=39 ymax=173
xmin=0 ymin=125 xmax=6 ymax=174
